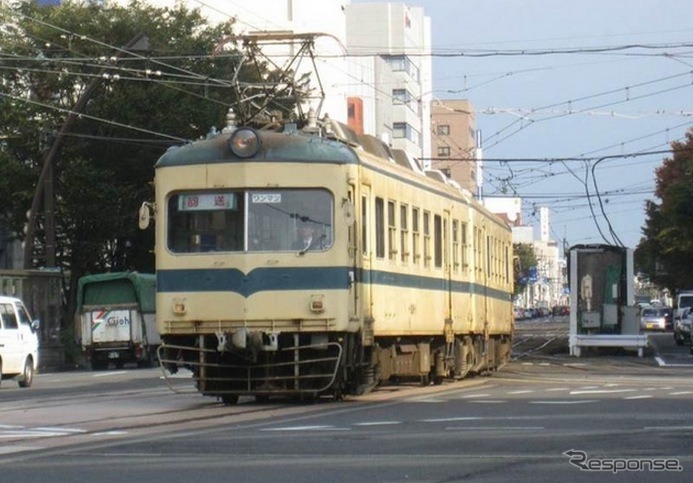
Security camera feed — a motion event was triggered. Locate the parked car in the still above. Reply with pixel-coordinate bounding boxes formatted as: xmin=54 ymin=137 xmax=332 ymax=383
xmin=640 ymin=306 xmax=667 ymax=331
xmin=674 ymin=307 xmax=692 ymax=346
xmin=0 ymin=295 xmax=40 ymax=388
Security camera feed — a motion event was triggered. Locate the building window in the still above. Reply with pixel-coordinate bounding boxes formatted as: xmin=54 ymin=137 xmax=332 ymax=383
xmin=437 ymin=145 xmax=451 ymax=157
xmin=393 ymin=122 xmax=421 ymax=146
xmin=392 ymin=89 xmax=411 ymax=105
xmin=437 ymin=124 xmax=450 ymax=135
xmin=386 ymin=55 xmax=420 ymax=81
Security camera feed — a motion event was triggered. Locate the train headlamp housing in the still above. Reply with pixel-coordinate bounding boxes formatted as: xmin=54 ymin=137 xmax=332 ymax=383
xmin=229 ymin=127 xmax=261 ymax=158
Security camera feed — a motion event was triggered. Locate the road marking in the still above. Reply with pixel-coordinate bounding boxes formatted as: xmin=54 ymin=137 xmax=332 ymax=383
xmin=467 ymin=400 xmax=507 ymax=404
xmin=529 ymin=400 xmax=598 ymax=405
xmin=624 ymin=395 xmax=653 ymax=400
xmin=404 ymin=397 xmax=446 ymax=403
xmin=507 ymin=390 xmax=534 ymax=394
xmin=670 ymin=391 xmax=693 ymax=395
xmin=570 ymin=389 xmax=637 ymax=395
xmin=644 ymin=426 xmax=693 ymax=431
xmin=353 ymin=421 xmax=402 ymax=426
xmin=0 ymin=445 xmax=44 ymax=455
xmin=34 ymin=427 xmax=86 ymax=434
xmin=445 ymin=426 xmax=544 ymax=431
xmin=92 ymin=431 xmax=128 ymax=436
xmin=545 ymin=387 xmax=570 ymax=392
xmin=421 ymin=417 xmax=483 ymax=422
xmin=92 ymin=371 xmax=128 ymax=378
xmin=261 ymin=425 xmax=350 ymax=432
xmin=655 ymin=357 xmax=693 ymax=367
xmin=457 ymin=393 xmax=491 ymax=399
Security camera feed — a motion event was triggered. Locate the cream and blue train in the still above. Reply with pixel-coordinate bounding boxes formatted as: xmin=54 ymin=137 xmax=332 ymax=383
xmin=147 ymin=118 xmax=514 ymax=404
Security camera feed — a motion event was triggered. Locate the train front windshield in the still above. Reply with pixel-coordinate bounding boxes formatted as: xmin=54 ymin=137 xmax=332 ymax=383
xmin=167 ymin=189 xmax=333 ymax=253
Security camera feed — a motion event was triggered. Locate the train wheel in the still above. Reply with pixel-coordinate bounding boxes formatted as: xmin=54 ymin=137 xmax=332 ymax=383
xmin=221 ymin=394 xmax=239 ymax=406
xmin=455 ymin=339 xmax=474 ymax=379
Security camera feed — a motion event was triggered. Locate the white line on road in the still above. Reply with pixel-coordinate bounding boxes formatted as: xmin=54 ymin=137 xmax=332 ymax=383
xmin=261 ymin=426 xmax=351 ymax=432
xmin=353 ymin=421 xmax=402 ymax=426
xmin=92 ymin=371 xmax=128 ymax=378
xmin=570 ymin=389 xmax=637 ymax=395
xmin=529 ymin=400 xmax=598 ymax=405
xmin=0 ymin=445 xmax=44 ymax=455
xmin=624 ymin=395 xmax=653 ymax=400
xmin=467 ymin=400 xmax=507 ymax=404
xmin=420 ymin=417 xmax=483 ymax=422
xmin=445 ymin=426 xmax=544 ymax=431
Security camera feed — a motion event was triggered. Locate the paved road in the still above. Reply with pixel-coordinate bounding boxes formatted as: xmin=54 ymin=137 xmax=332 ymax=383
xmin=1 ymin=328 xmax=691 ymax=483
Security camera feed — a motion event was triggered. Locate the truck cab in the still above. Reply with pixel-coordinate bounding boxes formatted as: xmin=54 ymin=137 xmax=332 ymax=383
xmin=0 ymin=295 xmax=39 ymax=388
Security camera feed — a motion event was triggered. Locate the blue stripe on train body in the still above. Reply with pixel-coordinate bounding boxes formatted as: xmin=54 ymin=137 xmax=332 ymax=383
xmin=157 ymin=267 xmax=511 ymax=301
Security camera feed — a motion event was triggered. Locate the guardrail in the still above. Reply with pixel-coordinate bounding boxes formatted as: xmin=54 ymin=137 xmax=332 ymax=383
xmin=570 ymin=334 xmax=649 ymax=358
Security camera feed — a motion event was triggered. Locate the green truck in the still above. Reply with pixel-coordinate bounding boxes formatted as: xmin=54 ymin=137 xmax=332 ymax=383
xmin=76 ymin=272 xmax=159 ymax=370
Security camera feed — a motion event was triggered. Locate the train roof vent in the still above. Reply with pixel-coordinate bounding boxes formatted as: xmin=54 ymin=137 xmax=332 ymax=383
xmin=425 ymin=169 xmax=449 ymax=184
xmin=322 ymin=118 xmax=361 ymax=147
xmin=357 ymin=134 xmax=395 ymax=162
xmin=392 ymin=149 xmax=425 ymax=174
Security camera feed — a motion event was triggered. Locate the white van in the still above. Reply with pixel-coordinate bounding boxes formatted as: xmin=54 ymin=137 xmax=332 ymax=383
xmin=0 ymin=295 xmax=39 ymax=388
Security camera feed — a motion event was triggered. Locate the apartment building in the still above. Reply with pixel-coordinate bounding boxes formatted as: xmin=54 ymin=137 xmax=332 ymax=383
xmin=429 ymin=99 xmax=477 ymax=192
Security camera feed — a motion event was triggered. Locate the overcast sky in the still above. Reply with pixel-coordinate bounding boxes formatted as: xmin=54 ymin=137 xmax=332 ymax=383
xmin=354 ymin=0 xmax=693 ymax=250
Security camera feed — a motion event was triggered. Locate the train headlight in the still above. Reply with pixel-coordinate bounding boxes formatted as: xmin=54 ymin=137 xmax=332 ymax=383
xmin=229 ymin=127 xmax=261 ymax=158
xmin=173 ymin=298 xmax=187 ymax=315
xmin=310 ymin=294 xmax=325 ymax=313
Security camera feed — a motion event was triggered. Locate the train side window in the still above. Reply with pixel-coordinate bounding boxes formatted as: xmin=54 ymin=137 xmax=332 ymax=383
xmin=375 ymin=197 xmax=385 ymax=259
xmin=504 ymin=243 xmax=510 ymax=285
xmin=452 ymin=220 xmax=459 ymax=272
xmin=434 ymin=214 xmax=442 ymax=268
xmin=412 ymin=207 xmax=420 ymax=264
xmin=361 ymin=195 xmax=368 ymax=255
xmin=388 ymin=200 xmax=397 ymax=261
xmin=423 ymin=211 xmax=431 ymax=267
xmin=400 ymin=204 xmax=409 ymax=264
xmin=461 ymin=222 xmax=468 ymax=273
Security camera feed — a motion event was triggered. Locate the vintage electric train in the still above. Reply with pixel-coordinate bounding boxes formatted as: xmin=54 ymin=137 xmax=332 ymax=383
xmin=145 ymin=116 xmax=514 ymax=404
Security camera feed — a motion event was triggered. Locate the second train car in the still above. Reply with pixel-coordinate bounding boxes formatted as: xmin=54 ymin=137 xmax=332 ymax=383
xmin=145 ymin=116 xmax=514 ymax=404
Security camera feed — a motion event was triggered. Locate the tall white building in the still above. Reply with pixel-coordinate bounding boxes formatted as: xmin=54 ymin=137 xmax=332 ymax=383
xmin=345 ymin=2 xmax=432 ymax=162
xmin=108 ymin=0 xmax=350 ymax=122
xmin=105 ymin=1 xmax=432 ymax=163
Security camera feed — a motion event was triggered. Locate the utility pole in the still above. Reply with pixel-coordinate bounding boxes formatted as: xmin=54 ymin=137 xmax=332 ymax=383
xmin=23 ymin=32 xmax=148 ymax=269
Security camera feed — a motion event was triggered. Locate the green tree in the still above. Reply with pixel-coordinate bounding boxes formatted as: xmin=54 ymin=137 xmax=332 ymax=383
xmin=513 ymin=243 xmax=537 ymax=297
xmin=0 ymin=1 xmax=294 ymax=333
xmin=635 ymin=128 xmax=693 ymax=294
